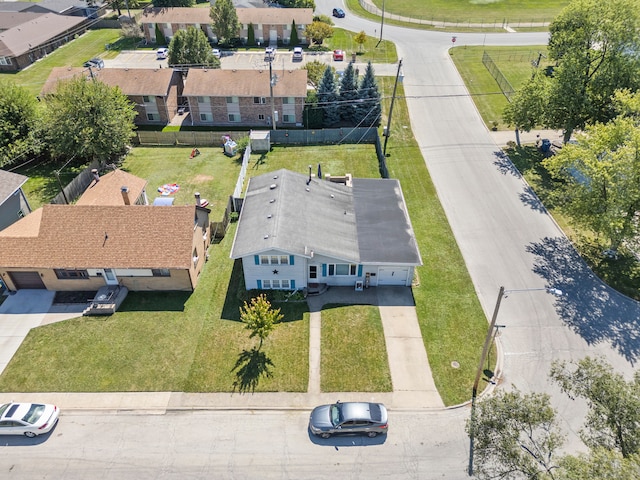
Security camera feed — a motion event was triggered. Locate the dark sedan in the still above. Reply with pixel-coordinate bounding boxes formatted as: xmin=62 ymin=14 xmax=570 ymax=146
xmin=332 ymin=8 xmax=345 ymax=18
xmin=309 ymin=401 xmax=388 ymax=438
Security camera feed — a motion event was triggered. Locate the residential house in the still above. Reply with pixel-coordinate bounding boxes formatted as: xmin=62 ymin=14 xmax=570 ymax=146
xmin=0 ymin=170 xmax=211 ymax=292
xmin=0 ymin=12 xmax=47 ymax=31
xmin=0 ymin=13 xmax=88 ymax=72
xmin=36 ymin=0 xmax=105 ymax=18
xmin=183 ymin=68 xmax=307 ymax=128
xmin=140 ymin=7 xmax=311 ymax=45
xmin=230 ymin=169 xmax=422 ymax=291
xmin=41 ymin=67 xmax=184 ymax=125
xmin=0 ymin=3 xmax=50 ymax=14
xmin=0 ymin=170 xmax=31 ymax=232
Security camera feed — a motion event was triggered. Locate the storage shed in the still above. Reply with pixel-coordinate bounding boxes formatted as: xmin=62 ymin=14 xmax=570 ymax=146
xmin=250 ymin=130 xmax=271 ymax=153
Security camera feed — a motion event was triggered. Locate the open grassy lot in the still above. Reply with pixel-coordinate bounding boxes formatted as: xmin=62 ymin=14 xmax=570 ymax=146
xmin=450 ymin=45 xmax=549 ymax=130
xmin=0 ymin=29 xmax=122 ymax=96
xmin=0 ymin=77 xmax=488 ymax=405
xmin=320 ymin=305 xmax=392 ymax=392
xmin=326 ymin=29 xmax=397 ymax=64
xmin=353 ymin=0 xmax=568 ymax=25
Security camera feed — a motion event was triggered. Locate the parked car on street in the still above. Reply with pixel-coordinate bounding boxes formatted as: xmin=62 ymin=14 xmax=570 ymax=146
xmin=292 ymin=46 xmax=303 ymax=61
xmin=332 ymin=49 xmax=344 ymax=61
xmin=309 ymin=401 xmax=388 ymax=439
xmin=0 ymin=402 xmax=59 ymax=437
xmin=333 ymin=8 xmax=346 ymax=18
xmin=156 ymin=47 xmax=169 ymax=60
xmin=212 ymin=48 xmax=221 ymax=59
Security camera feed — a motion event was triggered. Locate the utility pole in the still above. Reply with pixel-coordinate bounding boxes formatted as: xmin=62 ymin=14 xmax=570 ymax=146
xmin=383 ymin=58 xmax=402 ymax=157
xmin=268 ymin=56 xmax=277 ymax=131
xmin=376 ymin=0 xmax=385 ymax=47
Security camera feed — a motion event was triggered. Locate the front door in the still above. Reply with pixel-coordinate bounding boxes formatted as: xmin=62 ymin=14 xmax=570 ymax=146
xmin=308 ymin=265 xmax=317 ymax=283
xmin=103 ymin=269 xmax=118 ymax=285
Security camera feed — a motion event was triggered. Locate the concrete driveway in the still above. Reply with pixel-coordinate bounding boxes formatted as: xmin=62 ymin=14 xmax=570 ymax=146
xmin=0 ymin=290 xmax=84 ymax=375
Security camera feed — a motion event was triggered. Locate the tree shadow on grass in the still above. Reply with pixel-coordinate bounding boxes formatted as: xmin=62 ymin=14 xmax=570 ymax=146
xmin=232 ymin=347 xmax=274 ymax=393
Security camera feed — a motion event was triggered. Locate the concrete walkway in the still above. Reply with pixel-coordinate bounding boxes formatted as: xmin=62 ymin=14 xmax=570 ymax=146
xmin=1 ymin=287 xmax=444 ymax=411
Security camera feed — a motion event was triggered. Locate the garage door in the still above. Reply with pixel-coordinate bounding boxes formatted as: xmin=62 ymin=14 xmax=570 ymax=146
xmin=377 ymin=268 xmax=409 ymax=286
xmin=8 ymin=271 xmax=46 ymax=290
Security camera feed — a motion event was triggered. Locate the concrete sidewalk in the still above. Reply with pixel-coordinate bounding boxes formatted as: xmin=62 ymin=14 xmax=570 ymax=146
xmin=1 ymin=287 xmax=445 ymax=412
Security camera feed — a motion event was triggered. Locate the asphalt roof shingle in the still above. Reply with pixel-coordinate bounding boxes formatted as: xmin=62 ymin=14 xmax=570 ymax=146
xmin=183 ymin=69 xmax=307 ymax=98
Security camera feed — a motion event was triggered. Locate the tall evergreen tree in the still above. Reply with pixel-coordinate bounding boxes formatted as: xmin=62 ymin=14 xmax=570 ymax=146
xmin=289 ymin=20 xmax=299 ymax=46
xmin=317 ymin=65 xmax=339 ymax=126
xmin=338 ymin=62 xmax=359 ymax=124
xmin=247 ymin=23 xmax=255 ymax=46
xmin=356 ymin=62 xmax=381 ymax=127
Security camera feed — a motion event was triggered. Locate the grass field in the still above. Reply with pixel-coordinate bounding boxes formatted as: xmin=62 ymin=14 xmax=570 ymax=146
xmin=450 ymin=45 xmax=550 ymax=130
xmin=362 ymin=0 xmax=569 ymax=25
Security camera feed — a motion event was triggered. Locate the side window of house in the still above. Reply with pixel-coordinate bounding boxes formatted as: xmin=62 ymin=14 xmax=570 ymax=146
xmin=54 ymin=269 xmax=89 ymax=279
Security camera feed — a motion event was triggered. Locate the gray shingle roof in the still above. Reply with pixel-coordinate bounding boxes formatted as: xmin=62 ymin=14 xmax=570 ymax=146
xmin=230 ymin=169 xmax=422 ymax=266
xmin=0 ymin=170 xmax=28 ymax=205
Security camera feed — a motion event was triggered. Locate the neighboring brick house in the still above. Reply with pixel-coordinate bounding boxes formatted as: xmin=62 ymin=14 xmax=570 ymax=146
xmin=183 ymin=69 xmax=307 ymax=128
xmin=140 ymin=7 xmax=311 ymax=45
xmin=0 ymin=170 xmax=31 ymax=232
xmin=231 ymin=169 xmax=422 ymax=291
xmin=0 ymin=13 xmax=88 ymax=72
xmin=0 ymin=170 xmax=211 ymax=292
xmin=41 ymin=67 xmax=184 ymax=125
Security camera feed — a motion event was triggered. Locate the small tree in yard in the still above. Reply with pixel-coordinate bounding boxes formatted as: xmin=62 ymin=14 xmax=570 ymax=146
xmin=354 ymin=30 xmax=367 ymax=53
xmin=305 ymin=21 xmax=333 ymax=46
xmin=240 ymin=294 xmax=283 ymax=349
xmin=168 ymin=26 xmax=219 ymax=68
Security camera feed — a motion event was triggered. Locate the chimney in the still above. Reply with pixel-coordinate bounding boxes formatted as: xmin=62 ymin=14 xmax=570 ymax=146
xmin=92 ymin=169 xmax=100 ymax=182
xmin=194 ymin=192 xmax=201 ymax=207
xmin=121 ymin=186 xmax=130 ymax=205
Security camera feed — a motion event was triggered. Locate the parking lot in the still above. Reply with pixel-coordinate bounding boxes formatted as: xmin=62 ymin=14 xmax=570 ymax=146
xmin=104 ymin=50 xmax=398 ymax=75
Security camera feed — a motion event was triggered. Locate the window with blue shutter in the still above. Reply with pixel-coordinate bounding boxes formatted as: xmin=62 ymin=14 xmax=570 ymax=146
xmin=291 ymin=279 xmax=296 ymax=289
xmin=290 ymin=255 xmax=295 ymax=265
xmin=322 ymin=264 xmax=327 ymax=276
xmin=256 ymin=280 xmax=262 ymax=289
xmin=254 ymin=255 xmax=259 ymax=265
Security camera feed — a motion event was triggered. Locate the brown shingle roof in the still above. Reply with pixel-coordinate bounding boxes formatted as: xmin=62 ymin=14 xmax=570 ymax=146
xmin=0 ymin=12 xmax=45 ymax=30
xmin=139 ymin=7 xmax=312 ymax=26
xmin=0 ymin=13 xmax=86 ymax=58
xmin=41 ymin=67 xmax=178 ymax=96
xmin=183 ymin=68 xmax=307 ymax=97
xmin=0 ymin=204 xmax=198 ymax=269
xmin=76 ymin=169 xmax=148 ymax=206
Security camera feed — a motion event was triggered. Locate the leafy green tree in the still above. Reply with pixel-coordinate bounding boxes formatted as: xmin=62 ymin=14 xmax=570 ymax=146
xmin=0 ymin=81 xmax=40 ymax=167
xmin=247 ymin=23 xmax=255 ymax=46
xmin=289 ymin=20 xmax=299 ymax=46
xmin=503 ymin=70 xmax=550 ymax=145
xmin=278 ymin=0 xmax=315 ymax=7
xmin=305 ymin=21 xmax=333 ymax=46
xmin=338 ymin=62 xmax=358 ymax=124
xmin=542 ymin=117 xmax=640 ymax=252
xmin=354 ymin=31 xmax=367 ymax=53
xmin=210 ymin=0 xmax=239 ymax=46
xmin=558 ymin=448 xmax=640 ymax=480
xmin=467 ymin=389 xmax=564 ymax=480
xmin=42 ymin=77 xmax=136 ymax=164
xmin=152 ymin=0 xmax=194 ymax=6
xmin=317 ymin=65 xmax=339 ymax=126
xmin=546 ymin=0 xmax=640 ymax=142
xmin=240 ymin=294 xmax=283 ymax=349
xmin=304 ymin=90 xmax=323 ymax=128
xmin=121 ymin=20 xmax=143 ymax=40
xmin=356 ymin=62 xmax=381 ymax=127
xmin=304 ymin=60 xmax=330 ymax=88
xmin=550 ymin=357 xmax=640 ymax=458
xmin=168 ymin=26 xmax=219 ymax=67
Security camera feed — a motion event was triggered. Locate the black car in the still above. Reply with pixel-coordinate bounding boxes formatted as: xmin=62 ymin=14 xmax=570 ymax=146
xmin=83 ymin=57 xmax=104 ymax=69
xmin=332 ymin=8 xmax=345 ymax=18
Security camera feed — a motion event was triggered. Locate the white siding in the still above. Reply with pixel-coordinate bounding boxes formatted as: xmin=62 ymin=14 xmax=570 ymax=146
xmin=242 ymin=250 xmax=306 ymax=290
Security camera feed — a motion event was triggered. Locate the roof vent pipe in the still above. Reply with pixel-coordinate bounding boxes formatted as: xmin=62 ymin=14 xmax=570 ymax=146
xmin=195 ymin=192 xmax=201 ymax=206
xmin=92 ymin=169 xmax=100 ymax=182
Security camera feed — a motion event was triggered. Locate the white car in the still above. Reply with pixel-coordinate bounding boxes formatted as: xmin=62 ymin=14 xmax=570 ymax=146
xmin=0 ymin=402 xmax=59 ymax=437
xmin=156 ymin=47 xmax=169 ymax=60
xmin=265 ymin=46 xmax=276 ymax=61
xmin=212 ymin=48 xmax=221 ymax=59
xmin=292 ymin=46 xmax=303 ymax=61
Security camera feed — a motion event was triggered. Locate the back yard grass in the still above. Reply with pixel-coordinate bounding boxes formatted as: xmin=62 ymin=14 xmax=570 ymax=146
xmin=0 ymin=80 xmax=487 ymax=406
